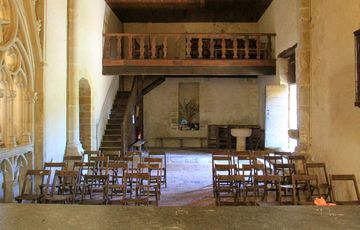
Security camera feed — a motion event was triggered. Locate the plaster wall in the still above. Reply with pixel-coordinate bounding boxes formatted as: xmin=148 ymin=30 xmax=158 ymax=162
xmin=43 ymin=1 xmax=122 ymax=161
xmin=144 ymin=77 xmax=259 ymax=147
xmin=257 ymin=0 xmax=299 ymax=129
xmin=43 ymin=0 xmax=67 ymax=162
xmin=310 ymin=0 xmax=360 ymax=199
xmin=258 ymin=0 xmax=298 ymax=57
xmin=73 ymin=1 xmax=122 ymax=150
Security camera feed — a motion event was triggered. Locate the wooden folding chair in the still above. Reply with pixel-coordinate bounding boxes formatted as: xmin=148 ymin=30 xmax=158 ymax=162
xmin=148 ymin=151 xmax=167 ymax=188
xmin=15 ymin=170 xmax=51 ymax=203
xmin=291 ymin=174 xmax=320 ymax=205
xmin=253 ymin=175 xmax=282 ymax=205
xmin=122 ymin=172 xmax=151 ymax=206
xmin=330 ymin=174 xmax=360 ymax=205
xmin=44 ymin=170 xmax=79 ymax=204
xmin=306 ymin=163 xmax=331 ymax=200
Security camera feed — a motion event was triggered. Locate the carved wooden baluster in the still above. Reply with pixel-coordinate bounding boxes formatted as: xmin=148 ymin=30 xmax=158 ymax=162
xmin=163 ymin=36 xmax=168 ymax=59
xmin=210 ymin=38 xmax=214 ymax=59
xmin=186 ymin=35 xmax=191 ymax=58
xmin=267 ymin=35 xmax=272 ymax=59
xmin=117 ymin=35 xmax=122 ymax=59
xmin=151 ymin=36 xmax=157 ymax=59
xmin=245 ymin=35 xmax=249 ymax=59
xmin=256 ymin=35 xmax=260 ymax=59
xmin=233 ymin=36 xmax=238 ymax=59
xmin=221 ymin=36 xmax=226 ymax=59
xmin=128 ymin=35 xmax=133 ymax=59
xmin=105 ymin=35 xmax=111 ymax=59
xmin=198 ymin=35 xmax=203 ymax=59
xmin=140 ymin=36 xmax=145 ymax=59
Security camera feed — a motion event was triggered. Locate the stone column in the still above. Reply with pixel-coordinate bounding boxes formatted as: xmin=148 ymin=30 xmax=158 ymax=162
xmin=6 ymin=90 xmax=16 ymax=147
xmin=65 ymin=0 xmax=83 ymax=156
xmin=21 ymin=91 xmax=32 ymax=145
xmin=296 ymin=0 xmax=311 ymax=153
xmin=18 ymin=152 xmax=34 ymax=196
xmin=2 ymin=160 xmax=14 ymax=203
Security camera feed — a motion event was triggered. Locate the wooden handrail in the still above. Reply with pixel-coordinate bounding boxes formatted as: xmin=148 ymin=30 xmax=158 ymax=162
xmin=103 ymin=32 xmax=276 ymax=61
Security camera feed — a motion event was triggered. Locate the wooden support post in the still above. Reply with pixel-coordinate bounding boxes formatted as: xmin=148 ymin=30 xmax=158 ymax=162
xmin=198 ymin=36 xmax=203 ymax=59
xmin=210 ymin=38 xmax=215 ymax=59
xmin=245 ymin=35 xmax=249 ymax=59
xmin=233 ymin=36 xmax=238 ymax=59
xmin=267 ymin=35 xmax=272 ymax=59
xmin=140 ymin=36 xmax=145 ymax=59
xmin=163 ymin=36 xmax=168 ymax=59
xmin=186 ymin=35 xmax=191 ymax=58
xmin=256 ymin=35 xmax=260 ymax=59
xmin=105 ymin=36 xmax=111 ymax=59
xmin=117 ymin=35 xmax=122 ymax=59
xmin=151 ymin=36 xmax=157 ymax=59
xmin=221 ymin=37 xmax=226 ymax=59
xmin=128 ymin=35 xmax=133 ymax=59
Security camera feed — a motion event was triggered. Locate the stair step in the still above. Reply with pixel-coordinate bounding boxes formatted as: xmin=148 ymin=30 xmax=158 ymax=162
xmin=101 ymin=141 xmax=122 ymax=147
xmin=103 ymin=135 xmax=122 ymax=141
xmin=100 ymin=146 xmax=122 ymax=151
xmin=108 ymin=119 xmax=123 ymax=124
xmin=110 ymin=113 xmax=123 ymax=119
xmin=105 ymin=129 xmax=122 ymax=135
xmin=106 ymin=124 xmax=122 ymax=129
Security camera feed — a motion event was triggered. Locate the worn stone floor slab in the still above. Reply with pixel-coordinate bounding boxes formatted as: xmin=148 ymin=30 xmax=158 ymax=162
xmin=0 ymin=204 xmax=360 ymax=230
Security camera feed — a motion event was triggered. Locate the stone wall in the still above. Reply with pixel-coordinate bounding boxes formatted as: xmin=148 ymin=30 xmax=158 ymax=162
xmin=144 ymin=77 xmax=259 ymax=147
xmin=310 ymin=0 xmax=360 ymax=200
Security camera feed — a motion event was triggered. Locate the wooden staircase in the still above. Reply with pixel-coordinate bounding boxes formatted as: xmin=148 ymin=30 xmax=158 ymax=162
xmin=100 ymin=91 xmax=130 ymax=152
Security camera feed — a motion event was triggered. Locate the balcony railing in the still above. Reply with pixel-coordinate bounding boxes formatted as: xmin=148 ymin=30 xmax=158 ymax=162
xmin=104 ymin=32 xmax=275 ymax=60
xmin=103 ymin=32 xmax=276 ymax=75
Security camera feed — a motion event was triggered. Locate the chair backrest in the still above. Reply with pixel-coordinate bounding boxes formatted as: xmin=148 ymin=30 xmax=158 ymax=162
xmin=49 ymin=170 xmax=78 ymax=196
xmin=20 ymin=170 xmax=51 ymax=197
xmin=63 ymin=155 xmax=83 ymax=162
xmin=89 ymin=156 xmax=109 ymax=175
xmin=288 ymin=155 xmax=307 ymax=174
xmin=273 ymin=163 xmax=295 ymax=184
xmin=291 ymin=174 xmax=319 ymax=205
xmin=330 ymin=174 xmax=360 ymax=203
xmin=305 ymin=162 xmax=330 ymax=187
xmin=83 ymin=150 xmax=101 ymax=162
xmin=264 ymin=155 xmax=283 ymax=175
xmin=44 ymin=162 xmax=67 ymax=170
xmin=102 ymin=150 xmax=121 ymax=159
xmin=237 ymin=155 xmax=256 ymax=167
xmin=106 ymin=162 xmax=128 ymax=184
xmin=214 ymin=164 xmax=237 ymax=176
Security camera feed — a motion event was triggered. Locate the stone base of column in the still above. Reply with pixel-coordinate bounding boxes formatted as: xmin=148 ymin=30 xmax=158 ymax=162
xmin=6 ymin=136 xmax=17 ymax=148
xmin=65 ymin=142 xmax=84 ymax=156
xmin=21 ymin=133 xmax=32 ymax=145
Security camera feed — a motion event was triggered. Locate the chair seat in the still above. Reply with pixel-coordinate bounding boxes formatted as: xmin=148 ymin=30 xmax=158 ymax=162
xmin=15 ymin=194 xmax=43 ymax=202
xmin=44 ymin=194 xmax=74 ymax=202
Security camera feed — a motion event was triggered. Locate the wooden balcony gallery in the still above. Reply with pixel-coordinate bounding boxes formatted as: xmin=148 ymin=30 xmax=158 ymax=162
xmin=103 ymin=33 xmax=276 ymax=76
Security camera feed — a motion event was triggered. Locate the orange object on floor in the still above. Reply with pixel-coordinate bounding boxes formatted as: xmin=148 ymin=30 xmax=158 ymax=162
xmin=314 ymin=197 xmax=336 ymax=206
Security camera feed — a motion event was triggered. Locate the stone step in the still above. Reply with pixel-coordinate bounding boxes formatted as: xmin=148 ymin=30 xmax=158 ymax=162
xmin=110 ymin=113 xmax=123 ymax=119
xmin=99 ymin=146 xmax=122 ymax=151
xmin=108 ymin=119 xmax=123 ymax=124
xmin=102 ymin=135 xmax=122 ymax=141
xmin=101 ymin=141 xmax=122 ymax=147
xmin=106 ymin=124 xmax=122 ymax=130
xmin=105 ymin=129 xmax=122 ymax=135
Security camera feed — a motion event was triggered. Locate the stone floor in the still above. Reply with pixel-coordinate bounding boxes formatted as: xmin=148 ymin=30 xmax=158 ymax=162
xmin=157 ymin=151 xmax=215 ymax=206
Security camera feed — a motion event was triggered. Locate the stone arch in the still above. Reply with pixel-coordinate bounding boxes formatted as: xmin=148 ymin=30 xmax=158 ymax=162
xmin=79 ymin=78 xmax=91 ymax=151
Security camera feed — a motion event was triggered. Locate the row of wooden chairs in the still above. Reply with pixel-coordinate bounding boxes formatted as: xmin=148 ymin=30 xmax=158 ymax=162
xmin=211 ymin=151 xmax=360 ymax=206
xmin=15 ymin=150 xmax=167 ymax=206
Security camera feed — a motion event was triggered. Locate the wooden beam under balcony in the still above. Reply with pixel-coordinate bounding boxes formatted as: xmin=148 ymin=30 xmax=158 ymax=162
xmin=103 ymin=59 xmax=275 ymax=76
xmin=103 ymin=32 xmax=276 ymax=76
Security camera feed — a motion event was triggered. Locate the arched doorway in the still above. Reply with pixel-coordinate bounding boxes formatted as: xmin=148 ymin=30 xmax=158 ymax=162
xmin=79 ymin=78 xmax=91 ymax=151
